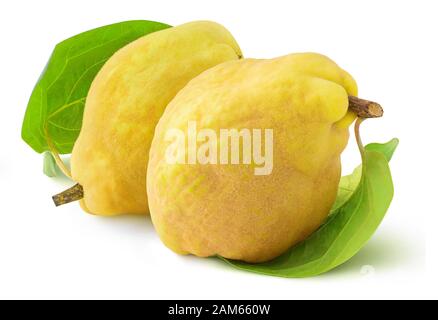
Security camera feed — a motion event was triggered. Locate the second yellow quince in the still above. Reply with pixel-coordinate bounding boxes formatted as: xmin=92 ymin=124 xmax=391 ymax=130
xmin=71 ymin=21 xmax=242 ymax=215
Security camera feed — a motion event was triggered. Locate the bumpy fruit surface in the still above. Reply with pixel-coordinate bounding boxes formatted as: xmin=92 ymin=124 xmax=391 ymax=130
xmin=71 ymin=21 xmax=242 ymax=215
xmin=147 ymin=53 xmax=358 ymax=263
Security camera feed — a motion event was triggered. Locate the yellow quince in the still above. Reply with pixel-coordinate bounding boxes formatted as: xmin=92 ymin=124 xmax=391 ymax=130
xmin=70 ymin=21 xmax=242 ymax=215
xmin=147 ymin=53 xmax=358 ymax=262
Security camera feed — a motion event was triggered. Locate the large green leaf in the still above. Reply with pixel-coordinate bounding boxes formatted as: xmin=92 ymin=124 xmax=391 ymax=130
xmin=221 ymin=138 xmax=398 ymax=278
xmin=22 ymin=20 xmax=171 ymax=154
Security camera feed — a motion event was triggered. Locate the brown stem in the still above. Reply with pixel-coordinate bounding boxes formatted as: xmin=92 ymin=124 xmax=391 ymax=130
xmin=53 ymin=183 xmax=84 ymax=207
xmin=348 ymin=96 xmax=383 ymax=118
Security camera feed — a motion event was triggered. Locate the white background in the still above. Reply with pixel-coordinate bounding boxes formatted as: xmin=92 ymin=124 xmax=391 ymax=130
xmin=0 ymin=0 xmax=436 ymax=299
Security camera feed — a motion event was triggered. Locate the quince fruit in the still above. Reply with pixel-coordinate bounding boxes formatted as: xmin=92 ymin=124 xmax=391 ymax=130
xmin=70 ymin=21 xmax=242 ymax=215
xmin=147 ymin=53 xmax=359 ymax=262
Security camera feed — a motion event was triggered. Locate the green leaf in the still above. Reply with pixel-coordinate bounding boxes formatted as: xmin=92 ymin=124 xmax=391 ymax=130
xmin=331 ymin=138 xmax=399 ymax=213
xmin=42 ymin=152 xmax=72 ymax=178
xmin=43 ymin=152 xmax=57 ymax=177
xmin=22 ymin=20 xmax=171 ymax=155
xmin=221 ymin=138 xmax=398 ymax=278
